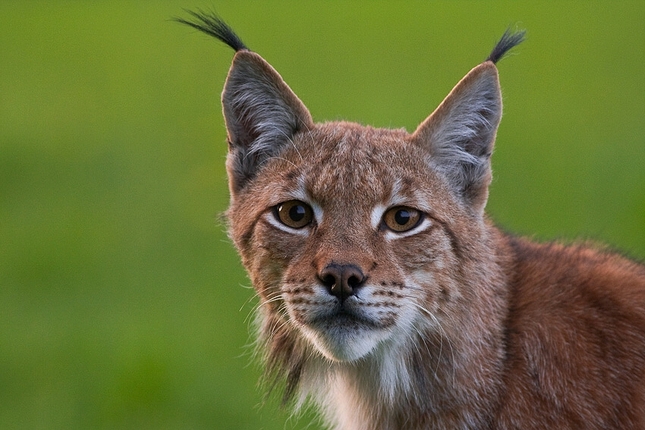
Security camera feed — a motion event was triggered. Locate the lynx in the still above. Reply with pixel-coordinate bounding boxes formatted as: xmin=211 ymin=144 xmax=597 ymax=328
xmin=177 ymin=11 xmax=645 ymax=429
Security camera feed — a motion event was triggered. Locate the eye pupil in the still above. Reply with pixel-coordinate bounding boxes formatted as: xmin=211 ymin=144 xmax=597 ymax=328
xmin=394 ymin=209 xmax=411 ymax=226
xmin=289 ymin=204 xmax=306 ymax=222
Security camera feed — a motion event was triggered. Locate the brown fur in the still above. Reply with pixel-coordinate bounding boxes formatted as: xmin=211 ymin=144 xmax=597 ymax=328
xmin=179 ymin=14 xmax=645 ymax=429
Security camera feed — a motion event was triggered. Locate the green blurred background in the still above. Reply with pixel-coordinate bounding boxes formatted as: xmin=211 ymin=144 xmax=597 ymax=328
xmin=1 ymin=1 xmax=643 ymax=429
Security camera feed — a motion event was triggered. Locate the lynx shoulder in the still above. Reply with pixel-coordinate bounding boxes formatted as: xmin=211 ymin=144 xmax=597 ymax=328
xmin=178 ymin=11 xmax=645 ymax=429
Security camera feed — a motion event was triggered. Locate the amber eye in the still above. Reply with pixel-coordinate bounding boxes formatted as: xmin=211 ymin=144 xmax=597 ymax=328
xmin=274 ymin=200 xmax=314 ymax=229
xmin=383 ymin=206 xmax=422 ymax=232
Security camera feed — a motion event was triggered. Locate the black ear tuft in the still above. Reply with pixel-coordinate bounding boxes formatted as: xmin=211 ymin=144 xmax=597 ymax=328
xmin=486 ymin=28 xmax=526 ymax=64
xmin=174 ymin=9 xmax=248 ymax=52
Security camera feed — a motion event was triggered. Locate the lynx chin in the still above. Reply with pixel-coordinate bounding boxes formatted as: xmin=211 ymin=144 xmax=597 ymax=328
xmin=177 ymin=11 xmax=645 ymax=430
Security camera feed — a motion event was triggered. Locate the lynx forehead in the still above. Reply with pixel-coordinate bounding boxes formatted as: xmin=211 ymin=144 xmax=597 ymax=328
xmin=178 ymin=10 xmax=645 ymax=430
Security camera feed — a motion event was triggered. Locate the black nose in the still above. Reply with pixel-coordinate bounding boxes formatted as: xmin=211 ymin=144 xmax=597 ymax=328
xmin=319 ymin=263 xmax=366 ymax=302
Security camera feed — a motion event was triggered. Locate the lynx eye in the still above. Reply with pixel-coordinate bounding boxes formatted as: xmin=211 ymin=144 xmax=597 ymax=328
xmin=274 ymin=200 xmax=314 ymax=229
xmin=383 ymin=206 xmax=423 ymax=232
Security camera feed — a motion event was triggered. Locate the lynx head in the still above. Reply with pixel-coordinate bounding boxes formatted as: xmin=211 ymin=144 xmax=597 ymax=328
xmin=177 ymin=11 xmax=524 ymax=404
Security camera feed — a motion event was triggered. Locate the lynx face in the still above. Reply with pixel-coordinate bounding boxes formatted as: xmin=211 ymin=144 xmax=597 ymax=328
xmin=229 ymin=123 xmax=481 ymax=362
xmin=194 ymin=24 xmax=518 ymax=410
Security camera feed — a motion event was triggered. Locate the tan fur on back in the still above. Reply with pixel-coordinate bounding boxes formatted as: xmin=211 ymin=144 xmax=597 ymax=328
xmin=179 ymin=14 xmax=645 ymax=429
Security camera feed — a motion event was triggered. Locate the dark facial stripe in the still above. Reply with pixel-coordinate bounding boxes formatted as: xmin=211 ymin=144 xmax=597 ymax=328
xmin=427 ymin=214 xmax=464 ymax=262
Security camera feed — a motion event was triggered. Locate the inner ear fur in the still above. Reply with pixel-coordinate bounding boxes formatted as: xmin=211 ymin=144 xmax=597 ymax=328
xmin=412 ymin=62 xmax=502 ymax=214
xmin=223 ymin=50 xmax=314 ymax=194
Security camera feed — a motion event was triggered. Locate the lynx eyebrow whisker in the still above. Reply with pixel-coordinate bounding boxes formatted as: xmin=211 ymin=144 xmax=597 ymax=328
xmin=264 ymin=156 xmax=298 ymax=169
xmin=276 ymin=128 xmax=304 ymax=162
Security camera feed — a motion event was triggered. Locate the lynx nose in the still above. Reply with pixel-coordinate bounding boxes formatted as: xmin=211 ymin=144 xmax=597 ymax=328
xmin=319 ymin=263 xmax=366 ymax=302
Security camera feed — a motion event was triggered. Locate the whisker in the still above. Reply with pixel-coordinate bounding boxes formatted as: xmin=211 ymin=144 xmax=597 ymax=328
xmin=264 ymin=155 xmax=298 ymax=169
xmin=277 ymin=127 xmax=304 ymax=162
xmin=409 ymin=302 xmax=456 ymax=384
xmin=239 ymin=286 xmax=261 ymax=313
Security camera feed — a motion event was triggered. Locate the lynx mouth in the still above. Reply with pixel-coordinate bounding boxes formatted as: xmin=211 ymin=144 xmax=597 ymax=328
xmin=286 ymin=289 xmax=399 ymax=361
xmin=301 ymin=308 xmax=394 ymax=362
xmin=308 ymin=305 xmax=394 ymax=331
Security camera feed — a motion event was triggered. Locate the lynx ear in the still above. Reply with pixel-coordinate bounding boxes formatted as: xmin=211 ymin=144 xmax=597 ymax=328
xmin=412 ymin=62 xmax=502 ymax=214
xmin=223 ymin=51 xmax=314 ymax=194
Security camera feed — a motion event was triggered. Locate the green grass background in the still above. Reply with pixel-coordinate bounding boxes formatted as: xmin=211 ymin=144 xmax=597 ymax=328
xmin=1 ymin=1 xmax=643 ymax=429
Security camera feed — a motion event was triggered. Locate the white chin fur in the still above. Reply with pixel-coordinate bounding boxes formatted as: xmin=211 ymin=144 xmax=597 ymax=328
xmin=302 ymin=325 xmax=390 ymax=362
